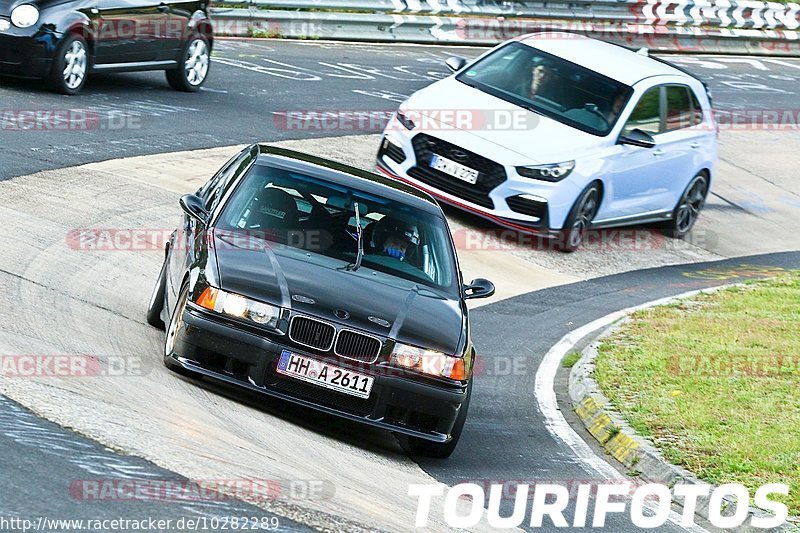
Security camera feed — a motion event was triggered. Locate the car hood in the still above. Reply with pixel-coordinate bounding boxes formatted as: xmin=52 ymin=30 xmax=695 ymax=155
xmin=403 ymin=76 xmax=604 ymax=165
xmin=212 ymin=231 xmax=465 ymax=355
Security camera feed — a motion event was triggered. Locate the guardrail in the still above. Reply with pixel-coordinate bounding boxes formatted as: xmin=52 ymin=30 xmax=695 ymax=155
xmin=210 ymin=0 xmax=800 ymax=55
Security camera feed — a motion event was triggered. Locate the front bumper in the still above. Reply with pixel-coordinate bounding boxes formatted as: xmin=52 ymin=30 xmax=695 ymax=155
xmin=377 ymin=157 xmax=559 ymax=238
xmin=0 ymin=27 xmax=56 ymax=78
xmin=376 ymin=126 xmax=581 ymax=234
xmin=167 ymin=306 xmax=469 ymax=443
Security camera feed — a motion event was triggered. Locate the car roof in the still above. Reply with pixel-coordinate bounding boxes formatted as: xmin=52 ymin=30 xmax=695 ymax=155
xmin=253 ymin=145 xmax=443 ymax=216
xmin=517 ymin=32 xmax=689 ymax=86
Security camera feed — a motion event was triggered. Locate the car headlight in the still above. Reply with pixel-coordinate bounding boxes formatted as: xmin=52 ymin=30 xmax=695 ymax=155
xmin=10 ymin=4 xmax=39 ymax=28
xmin=516 ymin=161 xmax=575 ymax=182
xmin=391 ymin=342 xmax=467 ymax=380
xmin=193 ymin=286 xmax=281 ymax=329
xmin=395 ymin=111 xmax=415 ymax=131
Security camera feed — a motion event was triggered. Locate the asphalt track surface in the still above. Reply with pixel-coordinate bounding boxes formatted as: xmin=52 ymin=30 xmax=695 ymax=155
xmin=1 ymin=40 xmax=799 ymax=531
xmin=2 ymin=39 xmax=800 ymax=179
xmin=0 ymin=396 xmax=311 ymax=531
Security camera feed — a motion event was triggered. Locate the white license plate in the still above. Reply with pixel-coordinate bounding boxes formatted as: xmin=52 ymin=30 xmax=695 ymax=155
xmin=276 ymin=350 xmax=374 ymax=399
xmin=430 ymin=154 xmax=479 ymax=184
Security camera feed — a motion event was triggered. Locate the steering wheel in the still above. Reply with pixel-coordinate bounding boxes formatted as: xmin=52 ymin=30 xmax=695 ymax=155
xmin=584 ymin=103 xmax=609 ymax=126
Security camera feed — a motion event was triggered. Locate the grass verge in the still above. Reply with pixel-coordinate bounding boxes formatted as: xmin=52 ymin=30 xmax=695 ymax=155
xmin=594 ymin=272 xmax=800 ymax=516
xmin=562 ymin=351 xmax=582 ymax=368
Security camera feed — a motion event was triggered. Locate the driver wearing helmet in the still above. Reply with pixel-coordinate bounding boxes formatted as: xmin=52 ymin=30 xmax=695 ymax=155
xmin=372 ymin=217 xmax=420 ymax=262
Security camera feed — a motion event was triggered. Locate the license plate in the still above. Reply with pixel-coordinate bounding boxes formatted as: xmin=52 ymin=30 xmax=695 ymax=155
xmin=430 ymin=154 xmax=479 ymax=184
xmin=276 ymin=350 xmax=374 ymax=399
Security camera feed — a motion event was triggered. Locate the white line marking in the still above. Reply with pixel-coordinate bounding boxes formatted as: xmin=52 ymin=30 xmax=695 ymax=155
xmin=534 ymin=288 xmax=718 ymax=533
xmin=764 ymin=58 xmax=800 ymax=70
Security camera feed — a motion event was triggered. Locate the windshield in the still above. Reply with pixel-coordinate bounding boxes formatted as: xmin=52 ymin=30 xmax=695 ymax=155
xmin=456 ymin=42 xmax=633 ymax=136
xmin=216 ymin=163 xmax=458 ymax=292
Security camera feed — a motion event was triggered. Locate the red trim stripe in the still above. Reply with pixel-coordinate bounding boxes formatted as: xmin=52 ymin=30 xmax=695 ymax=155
xmin=375 ymin=164 xmax=554 ymax=237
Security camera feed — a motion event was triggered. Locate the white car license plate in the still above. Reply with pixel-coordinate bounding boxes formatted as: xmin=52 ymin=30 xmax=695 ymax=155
xmin=276 ymin=350 xmax=374 ymax=399
xmin=430 ymin=154 xmax=479 ymax=184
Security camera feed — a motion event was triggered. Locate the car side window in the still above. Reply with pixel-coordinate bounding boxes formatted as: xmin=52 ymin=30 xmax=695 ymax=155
xmin=665 ymin=85 xmax=695 ymax=132
xmin=198 ymin=153 xmax=241 ymax=206
xmin=205 ymin=148 xmax=255 ymax=212
xmin=690 ymin=89 xmax=703 ymax=126
xmin=622 ymin=87 xmax=661 ymax=136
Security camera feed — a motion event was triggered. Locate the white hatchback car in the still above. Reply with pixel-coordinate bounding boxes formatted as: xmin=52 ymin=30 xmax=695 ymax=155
xmin=377 ymin=33 xmax=717 ymax=251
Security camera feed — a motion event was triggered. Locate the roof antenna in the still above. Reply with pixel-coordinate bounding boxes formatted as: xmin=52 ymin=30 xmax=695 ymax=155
xmin=636 ymin=47 xmax=649 ymax=56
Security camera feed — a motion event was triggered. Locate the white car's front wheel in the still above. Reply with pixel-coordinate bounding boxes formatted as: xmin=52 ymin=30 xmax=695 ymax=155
xmin=557 ymin=183 xmax=601 ymax=253
xmin=663 ymin=173 xmax=708 ymax=239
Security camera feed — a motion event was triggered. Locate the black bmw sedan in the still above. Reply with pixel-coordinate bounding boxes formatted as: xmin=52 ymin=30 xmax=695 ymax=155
xmin=147 ymin=145 xmax=495 ymax=458
xmin=0 ymin=0 xmax=212 ymax=94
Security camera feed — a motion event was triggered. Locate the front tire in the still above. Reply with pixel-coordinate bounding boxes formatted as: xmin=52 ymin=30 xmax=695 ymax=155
xmin=163 ymin=283 xmax=202 ymax=379
xmin=662 ymin=173 xmax=708 ymax=239
xmin=557 ymin=183 xmax=601 ymax=253
xmin=166 ymin=34 xmax=210 ymax=92
xmin=402 ymin=381 xmax=472 ymax=459
xmin=48 ymin=34 xmax=89 ymax=95
xmin=146 ymin=254 xmax=168 ymax=329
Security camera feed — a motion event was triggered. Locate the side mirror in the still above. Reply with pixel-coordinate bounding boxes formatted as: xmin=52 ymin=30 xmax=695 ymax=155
xmin=463 ymin=278 xmax=495 ymax=300
xmin=618 ymin=128 xmax=656 ymax=149
xmin=180 ymin=194 xmax=209 ymax=224
xmin=445 ymin=56 xmax=468 ymax=73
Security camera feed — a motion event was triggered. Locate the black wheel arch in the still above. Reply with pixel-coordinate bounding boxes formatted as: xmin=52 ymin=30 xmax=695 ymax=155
xmin=187 ymin=15 xmax=213 ymax=51
xmin=63 ymin=22 xmax=95 ymax=64
xmin=557 ymin=179 xmax=604 ymax=230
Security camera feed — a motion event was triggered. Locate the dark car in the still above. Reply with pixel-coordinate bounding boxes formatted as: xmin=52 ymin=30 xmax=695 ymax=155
xmin=147 ymin=145 xmax=495 ymax=457
xmin=0 ymin=0 xmax=212 ymax=94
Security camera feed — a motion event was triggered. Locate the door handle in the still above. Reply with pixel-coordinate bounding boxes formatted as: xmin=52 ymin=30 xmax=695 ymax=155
xmin=653 ymin=149 xmax=664 ymax=157
xmin=690 ymin=142 xmax=701 ymax=149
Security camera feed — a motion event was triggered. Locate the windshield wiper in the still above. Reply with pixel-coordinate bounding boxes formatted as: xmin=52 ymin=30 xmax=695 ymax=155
xmin=346 ymin=202 xmax=364 ymax=271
